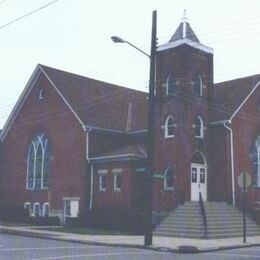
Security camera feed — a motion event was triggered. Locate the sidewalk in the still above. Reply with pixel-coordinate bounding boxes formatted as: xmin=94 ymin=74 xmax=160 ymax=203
xmin=0 ymin=225 xmax=260 ymax=253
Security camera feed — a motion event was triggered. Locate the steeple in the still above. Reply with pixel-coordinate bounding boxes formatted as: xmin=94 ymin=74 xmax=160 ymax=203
xmin=169 ymin=9 xmax=200 ymax=43
xmin=157 ymin=10 xmax=213 ymax=54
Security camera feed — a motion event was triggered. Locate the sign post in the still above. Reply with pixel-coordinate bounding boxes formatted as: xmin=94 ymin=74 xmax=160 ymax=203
xmin=238 ymin=172 xmax=252 ymax=243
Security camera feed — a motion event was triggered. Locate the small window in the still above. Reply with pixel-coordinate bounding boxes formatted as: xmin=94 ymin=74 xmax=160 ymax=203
xmin=99 ymin=174 xmax=107 ymax=191
xmin=38 ymin=88 xmax=45 ymax=100
xmin=193 ymin=75 xmax=203 ymax=96
xmin=164 ymin=115 xmax=175 ymax=138
xmin=24 ymin=202 xmax=31 ymax=216
xmin=164 ymin=167 xmax=174 ymax=190
xmin=194 ymin=116 xmax=204 ymax=139
xmin=43 ymin=202 xmax=50 ymax=217
xmin=252 ymin=137 xmax=260 ymax=187
xmin=166 ymin=74 xmax=176 ymax=95
xmin=192 ymin=168 xmax=197 ymax=183
xmin=33 ymin=202 xmax=41 ymax=217
xmin=114 ymin=173 xmax=121 ymax=191
xmin=64 ymin=200 xmax=79 ymax=218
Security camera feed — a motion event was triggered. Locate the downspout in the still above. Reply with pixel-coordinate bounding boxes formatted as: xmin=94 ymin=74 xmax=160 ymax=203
xmin=223 ymin=121 xmax=235 ymax=206
xmin=85 ymin=128 xmax=93 ymax=210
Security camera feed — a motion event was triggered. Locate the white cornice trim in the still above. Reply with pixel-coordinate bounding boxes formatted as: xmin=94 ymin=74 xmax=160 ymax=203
xmin=39 ymin=66 xmax=85 ymax=129
xmin=0 ymin=65 xmax=42 ymax=141
xmin=89 ymin=153 xmax=147 ymax=162
xmin=229 ymin=80 xmax=260 ymax=121
xmin=85 ymin=125 xmax=147 ymax=135
xmin=157 ymin=39 xmax=213 ymax=54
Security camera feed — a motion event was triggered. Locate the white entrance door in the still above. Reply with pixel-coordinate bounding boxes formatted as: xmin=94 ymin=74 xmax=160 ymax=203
xmin=191 ymin=164 xmax=207 ymax=201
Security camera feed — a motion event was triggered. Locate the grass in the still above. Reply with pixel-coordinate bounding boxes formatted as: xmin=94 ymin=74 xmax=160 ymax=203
xmin=35 ymin=226 xmax=134 ymax=236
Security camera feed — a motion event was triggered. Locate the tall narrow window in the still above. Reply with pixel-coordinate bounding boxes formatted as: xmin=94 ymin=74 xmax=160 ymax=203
xmin=166 ymin=74 xmax=176 ymax=95
xmin=193 ymin=75 xmax=203 ymax=96
xmin=164 ymin=167 xmax=174 ymax=190
xmin=33 ymin=202 xmax=41 ymax=217
xmin=253 ymin=137 xmax=260 ymax=187
xmin=43 ymin=203 xmax=50 ymax=217
xmin=194 ymin=116 xmax=204 ymax=139
xmin=27 ymin=134 xmax=51 ymax=189
xmin=114 ymin=173 xmax=121 ymax=191
xmin=164 ymin=115 xmax=176 ymax=138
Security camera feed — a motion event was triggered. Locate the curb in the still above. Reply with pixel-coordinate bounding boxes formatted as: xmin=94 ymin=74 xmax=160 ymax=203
xmin=1 ymin=227 xmax=260 ymax=254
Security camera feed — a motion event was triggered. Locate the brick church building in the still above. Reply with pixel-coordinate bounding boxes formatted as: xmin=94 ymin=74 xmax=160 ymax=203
xmin=0 ymin=16 xmax=259 ymax=225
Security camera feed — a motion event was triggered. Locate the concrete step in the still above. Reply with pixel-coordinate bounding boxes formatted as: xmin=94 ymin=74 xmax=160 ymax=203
xmin=153 ymin=201 xmax=260 ymax=239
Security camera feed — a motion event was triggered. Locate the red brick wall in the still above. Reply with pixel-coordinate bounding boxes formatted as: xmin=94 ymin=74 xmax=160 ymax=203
xmin=232 ymin=87 xmax=260 ymax=209
xmin=1 ymin=72 xmax=88 ymax=214
xmin=153 ymin=45 xmax=213 ymax=211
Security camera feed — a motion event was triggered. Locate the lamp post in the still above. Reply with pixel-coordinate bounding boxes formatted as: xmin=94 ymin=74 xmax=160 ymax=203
xmin=111 ymin=10 xmax=157 ymax=246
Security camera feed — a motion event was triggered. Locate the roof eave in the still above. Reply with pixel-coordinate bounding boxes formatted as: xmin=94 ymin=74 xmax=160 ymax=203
xmin=157 ymin=39 xmax=213 ymax=54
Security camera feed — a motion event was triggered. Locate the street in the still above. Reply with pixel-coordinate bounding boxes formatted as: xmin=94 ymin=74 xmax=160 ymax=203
xmin=0 ymin=234 xmax=259 ymax=259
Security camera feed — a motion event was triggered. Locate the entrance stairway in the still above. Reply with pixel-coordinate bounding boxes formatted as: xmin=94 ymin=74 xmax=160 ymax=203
xmin=153 ymin=202 xmax=260 ymax=239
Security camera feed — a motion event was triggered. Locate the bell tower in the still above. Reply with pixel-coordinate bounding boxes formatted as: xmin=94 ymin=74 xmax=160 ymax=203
xmin=156 ymin=10 xmax=214 ymax=99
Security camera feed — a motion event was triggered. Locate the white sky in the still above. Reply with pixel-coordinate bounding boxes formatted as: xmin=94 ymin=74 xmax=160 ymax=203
xmin=0 ymin=0 xmax=259 ymax=128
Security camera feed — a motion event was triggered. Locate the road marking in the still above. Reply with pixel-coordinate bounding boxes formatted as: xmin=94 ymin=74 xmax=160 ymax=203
xmin=0 ymin=245 xmax=98 ymax=252
xmin=31 ymin=251 xmax=163 ymax=259
xmin=206 ymin=252 xmax=260 ymax=258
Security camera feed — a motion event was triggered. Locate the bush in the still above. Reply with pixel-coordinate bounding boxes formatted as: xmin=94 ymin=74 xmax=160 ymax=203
xmin=84 ymin=207 xmax=145 ymax=234
xmin=0 ymin=204 xmax=29 ymax=223
xmin=28 ymin=216 xmax=60 ymax=226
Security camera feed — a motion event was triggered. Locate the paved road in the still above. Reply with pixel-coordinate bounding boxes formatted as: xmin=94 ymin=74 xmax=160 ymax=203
xmin=0 ymin=233 xmax=259 ymax=259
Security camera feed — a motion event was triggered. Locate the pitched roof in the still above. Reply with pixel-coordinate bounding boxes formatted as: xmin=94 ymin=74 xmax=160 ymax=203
xmin=169 ymin=21 xmax=200 ymax=43
xmin=90 ymin=144 xmax=147 ymax=162
xmin=157 ymin=18 xmax=213 ymax=54
xmin=40 ymin=65 xmax=148 ymax=132
xmin=212 ymin=74 xmax=260 ymax=122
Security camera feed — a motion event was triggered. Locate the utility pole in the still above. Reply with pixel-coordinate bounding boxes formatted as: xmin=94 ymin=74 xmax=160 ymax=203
xmin=144 ymin=10 xmax=157 ymax=247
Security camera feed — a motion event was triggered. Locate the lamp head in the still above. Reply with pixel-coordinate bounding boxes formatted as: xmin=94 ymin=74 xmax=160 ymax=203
xmin=111 ymin=36 xmax=125 ymax=43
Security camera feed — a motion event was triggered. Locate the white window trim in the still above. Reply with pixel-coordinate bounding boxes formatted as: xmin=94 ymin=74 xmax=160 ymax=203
xmin=99 ymin=174 xmax=107 ymax=191
xmin=195 ymin=116 xmax=204 ymax=139
xmin=164 ymin=168 xmax=174 ymax=191
xmin=164 ymin=115 xmax=175 ymax=138
xmin=166 ymin=74 xmax=176 ymax=95
xmin=33 ymin=202 xmax=41 ymax=217
xmin=43 ymin=202 xmax=50 ymax=217
xmin=113 ymin=173 xmax=121 ymax=191
xmin=24 ymin=202 xmax=31 ymax=216
xmin=196 ymin=75 xmax=203 ymax=97
xmin=26 ymin=134 xmax=50 ymax=190
xmin=255 ymin=139 xmax=260 ymax=187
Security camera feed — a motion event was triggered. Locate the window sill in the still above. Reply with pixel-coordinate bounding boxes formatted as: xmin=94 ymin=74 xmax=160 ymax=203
xmin=165 ymin=135 xmax=175 ymax=139
xmin=164 ymin=188 xmax=174 ymax=192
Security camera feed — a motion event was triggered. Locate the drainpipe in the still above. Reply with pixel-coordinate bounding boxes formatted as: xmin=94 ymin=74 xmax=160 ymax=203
xmin=85 ymin=128 xmax=94 ymax=210
xmin=223 ymin=121 xmax=235 ymax=206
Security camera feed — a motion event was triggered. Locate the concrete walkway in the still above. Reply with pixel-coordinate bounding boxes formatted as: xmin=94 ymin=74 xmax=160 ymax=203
xmin=0 ymin=225 xmax=259 ymax=253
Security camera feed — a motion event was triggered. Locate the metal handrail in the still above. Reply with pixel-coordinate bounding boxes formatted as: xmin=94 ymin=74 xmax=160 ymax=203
xmin=199 ymin=192 xmax=208 ymax=238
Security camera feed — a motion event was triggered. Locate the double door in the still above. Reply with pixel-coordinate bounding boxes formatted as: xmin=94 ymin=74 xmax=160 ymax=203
xmin=191 ymin=164 xmax=207 ymax=201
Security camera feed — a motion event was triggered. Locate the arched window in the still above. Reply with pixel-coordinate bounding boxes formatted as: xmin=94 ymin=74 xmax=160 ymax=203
xmin=27 ymin=134 xmax=51 ymax=190
xmin=193 ymin=75 xmax=203 ymax=96
xmin=164 ymin=167 xmax=174 ymax=190
xmin=33 ymin=202 xmax=41 ymax=217
xmin=166 ymin=74 xmax=176 ymax=95
xmin=252 ymin=137 xmax=260 ymax=187
xmin=193 ymin=116 xmax=204 ymax=139
xmin=43 ymin=202 xmax=50 ymax=217
xmin=192 ymin=152 xmax=206 ymax=165
xmin=24 ymin=202 xmax=31 ymax=216
xmin=164 ymin=115 xmax=176 ymax=138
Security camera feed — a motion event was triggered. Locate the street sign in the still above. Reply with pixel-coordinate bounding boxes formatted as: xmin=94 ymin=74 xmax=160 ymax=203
xmin=238 ymin=172 xmax=251 ymax=189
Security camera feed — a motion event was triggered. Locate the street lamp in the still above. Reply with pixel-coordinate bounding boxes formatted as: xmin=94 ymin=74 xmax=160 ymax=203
xmin=111 ymin=36 xmax=151 ymax=59
xmin=111 ymin=11 xmax=157 ymax=247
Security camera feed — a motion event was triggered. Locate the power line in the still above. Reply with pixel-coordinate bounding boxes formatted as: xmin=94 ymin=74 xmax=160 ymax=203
xmin=0 ymin=0 xmax=59 ymax=31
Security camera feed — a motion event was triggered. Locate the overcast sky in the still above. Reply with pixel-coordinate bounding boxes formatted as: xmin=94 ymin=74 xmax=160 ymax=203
xmin=0 ymin=0 xmax=259 ymax=128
